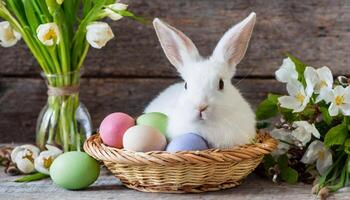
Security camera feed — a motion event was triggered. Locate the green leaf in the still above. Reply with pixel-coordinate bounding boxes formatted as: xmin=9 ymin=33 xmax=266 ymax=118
xmin=286 ymin=53 xmax=307 ymax=81
xmin=116 ymin=10 xmax=149 ymax=24
xmin=344 ymin=139 xmax=350 ymax=154
xmin=280 ymin=167 xmax=299 ymax=184
xmin=105 ymin=0 xmax=116 ymax=5
xmin=300 ymin=106 xmax=316 ymax=118
xmin=280 ymin=107 xmax=299 ymax=122
xmin=45 ymin=0 xmax=60 ymax=16
xmin=15 ymin=172 xmax=49 ymax=182
xmin=268 ymin=93 xmax=279 ymax=103
xmin=324 ymin=121 xmax=348 ymax=147
xmin=263 ymin=154 xmax=276 ymax=171
xmin=320 ymin=107 xmax=332 ymax=125
xmin=22 ymin=0 xmax=40 ymax=32
xmin=277 ymin=154 xmax=289 ymax=169
xmin=256 ymin=94 xmax=280 ymax=120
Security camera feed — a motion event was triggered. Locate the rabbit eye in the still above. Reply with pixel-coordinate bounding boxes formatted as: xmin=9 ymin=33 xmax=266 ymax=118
xmin=184 ymin=82 xmax=187 ymax=90
xmin=219 ymin=79 xmax=224 ymax=90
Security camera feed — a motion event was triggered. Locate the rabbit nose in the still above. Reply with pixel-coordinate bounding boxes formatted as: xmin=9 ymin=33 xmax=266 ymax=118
xmin=197 ymin=105 xmax=208 ymax=113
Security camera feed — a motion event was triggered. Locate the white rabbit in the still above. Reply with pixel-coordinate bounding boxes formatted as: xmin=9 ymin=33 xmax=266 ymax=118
xmin=145 ymin=12 xmax=257 ymax=148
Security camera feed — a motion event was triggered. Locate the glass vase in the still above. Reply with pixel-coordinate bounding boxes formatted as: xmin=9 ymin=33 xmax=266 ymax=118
xmin=36 ymin=70 xmax=92 ymax=152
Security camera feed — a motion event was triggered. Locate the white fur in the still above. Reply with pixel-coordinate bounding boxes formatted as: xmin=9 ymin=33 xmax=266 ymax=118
xmin=145 ymin=13 xmax=257 ymax=148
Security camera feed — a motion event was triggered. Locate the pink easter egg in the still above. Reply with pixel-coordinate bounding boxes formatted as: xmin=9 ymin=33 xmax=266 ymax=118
xmin=99 ymin=112 xmax=135 ymax=148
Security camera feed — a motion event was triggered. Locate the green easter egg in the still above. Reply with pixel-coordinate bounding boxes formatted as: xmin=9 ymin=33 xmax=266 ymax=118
xmin=137 ymin=112 xmax=168 ymax=136
xmin=50 ymin=151 xmax=100 ymax=190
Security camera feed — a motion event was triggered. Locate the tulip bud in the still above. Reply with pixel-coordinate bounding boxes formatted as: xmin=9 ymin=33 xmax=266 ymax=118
xmin=36 ymin=23 xmax=60 ymax=46
xmin=105 ymin=2 xmax=128 ymax=21
xmin=0 ymin=21 xmax=21 ymax=47
xmin=11 ymin=145 xmax=40 ymax=174
xmin=34 ymin=145 xmax=62 ymax=175
xmin=86 ymin=22 xmax=114 ymax=49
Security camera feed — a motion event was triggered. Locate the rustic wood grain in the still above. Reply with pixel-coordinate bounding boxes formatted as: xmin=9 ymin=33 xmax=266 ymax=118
xmin=1 ymin=0 xmax=350 ymax=77
xmin=1 ymin=167 xmax=349 ymax=200
xmin=0 ymin=77 xmax=285 ymax=143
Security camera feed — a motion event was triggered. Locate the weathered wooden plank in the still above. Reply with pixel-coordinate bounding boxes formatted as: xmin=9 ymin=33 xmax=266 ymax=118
xmin=0 ymin=167 xmax=348 ymax=200
xmin=0 ymin=77 xmax=285 ymax=143
xmin=1 ymin=0 xmax=350 ymax=77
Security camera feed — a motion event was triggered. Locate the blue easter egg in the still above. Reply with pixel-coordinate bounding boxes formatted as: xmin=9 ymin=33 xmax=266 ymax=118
xmin=166 ymin=133 xmax=209 ymax=153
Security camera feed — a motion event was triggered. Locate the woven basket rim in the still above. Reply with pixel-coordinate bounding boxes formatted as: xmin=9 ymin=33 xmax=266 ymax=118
xmin=84 ymin=131 xmax=277 ymax=166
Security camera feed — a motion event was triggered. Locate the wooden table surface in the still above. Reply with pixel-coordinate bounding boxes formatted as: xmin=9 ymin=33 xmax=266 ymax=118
xmin=1 ymin=168 xmax=350 ymax=200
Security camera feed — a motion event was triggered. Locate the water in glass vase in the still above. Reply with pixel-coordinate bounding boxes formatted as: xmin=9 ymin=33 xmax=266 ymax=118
xmin=36 ymin=70 xmax=92 ymax=152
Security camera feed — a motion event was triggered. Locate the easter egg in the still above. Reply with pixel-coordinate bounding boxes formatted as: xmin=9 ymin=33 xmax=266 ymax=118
xmin=166 ymin=133 xmax=209 ymax=153
xmin=50 ymin=151 xmax=100 ymax=190
xmin=99 ymin=112 xmax=135 ymax=148
xmin=136 ymin=112 xmax=168 ymax=136
xmin=123 ymin=125 xmax=167 ymax=152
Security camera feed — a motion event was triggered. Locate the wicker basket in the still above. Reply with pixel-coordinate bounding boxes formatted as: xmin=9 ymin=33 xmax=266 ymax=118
xmin=84 ymin=132 xmax=277 ymax=193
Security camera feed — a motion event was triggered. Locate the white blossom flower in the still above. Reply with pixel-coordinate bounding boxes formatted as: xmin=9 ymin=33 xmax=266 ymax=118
xmin=34 ymin=145 xmax=62 ymax=175
xmin=11 ymin=145 xmax=40 ymax=174
xmin=105 ymin=2 xmax=128 ymax=21
xmin=316 ymin=87 xmax=333 ymax=104
xmin=301 ymin=140 xmax=332 ymax=175
xmin=278 ymin=79 xmax=313 ymax=112
xmin=326 ymin=86 xmax=350 ymax=116
xmin=37 ymin=23 xmax=60 ymax=46
xmin=304 ymin=66 xmax=333 ymax=100
xmin=0 ymin=21 xmax=21 ymax=47
xmin=275 ymin=57 xmax=298 ymax=83
xmin=292 ymin=121 xmax=320 ymax=146
xmin=270 ymin=128 xmax=294 ymax=156
xmin=86 ymin=22 xmax=114 ymax=49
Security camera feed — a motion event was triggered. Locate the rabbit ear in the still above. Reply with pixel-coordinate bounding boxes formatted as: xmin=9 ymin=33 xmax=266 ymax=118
xmin=153 ymin=18 xmax=200 ymax=71
xmin=212 ymin=12 xmax=256 ymax=70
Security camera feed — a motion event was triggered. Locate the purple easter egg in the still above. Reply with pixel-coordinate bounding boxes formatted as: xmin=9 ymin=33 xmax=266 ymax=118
xmin=166 ymin=133 xmax=209 ymax=153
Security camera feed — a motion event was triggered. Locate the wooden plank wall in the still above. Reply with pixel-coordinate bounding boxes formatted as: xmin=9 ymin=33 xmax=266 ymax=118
xmin=1 ymin=0 xmax=349 ymax=142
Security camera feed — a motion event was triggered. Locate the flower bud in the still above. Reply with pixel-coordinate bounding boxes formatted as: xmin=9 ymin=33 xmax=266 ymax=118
xmin=34 ymin=145 xmax=62 ymax=175
xmin=105 ymin=2 xmax=128 ymax=21
xmin=37 ymin=23 xmax=60 ymax=46
xmin=86 ymin=22 xmax=114 ymax=49
xmin=0 ymin=21 xmax=21 ymax=47
xmin=11 ymin=145 xmax=39 ymax=174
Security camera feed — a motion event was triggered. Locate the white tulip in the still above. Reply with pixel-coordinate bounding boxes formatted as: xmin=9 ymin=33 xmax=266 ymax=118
xmin=34 ymin=145 xmax=62 ymax=175
xmin=86 ymin=22 xmax=114 ymax=49
xmin=278 ymin=79 xmax=313 ymax=112
xmin=325 ymin=86 xmax=350 ymax=116
xmin=301 ymin=140 xmax=332 ymax=175
xmin=105 ymin=2 xmax=128 ymax=21
xmin=11 ymin=145 xmax=40 ymax=174
xmin=37 ymin=23 xmax=60 ymax=46
xmin=292 ymin=121 xmax=320 ymax=146
xmin=275 ymin=57 xmax=298 ymax=83
xmin=0 ymin=21 xmax=21 ymax=47
xmin=304 ymin=66 xmax=333 ymax=96
xmin=270 ymin=128 xmax=294 ymax=157
xmin=15 ymin=155 xmax=36 ymax=174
